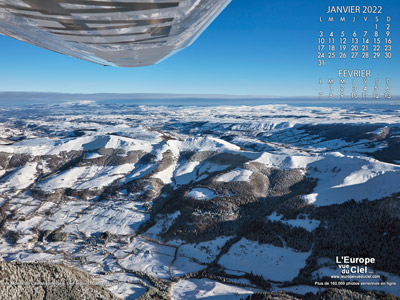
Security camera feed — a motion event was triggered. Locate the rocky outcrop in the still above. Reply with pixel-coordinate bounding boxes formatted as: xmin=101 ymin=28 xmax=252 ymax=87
xmin=0 ymin=262 xmax=120 ymax=300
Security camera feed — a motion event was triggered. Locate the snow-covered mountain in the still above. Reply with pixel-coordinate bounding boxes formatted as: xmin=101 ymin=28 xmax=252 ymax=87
xmin=0 ymin=102 xmax=399 ymax=299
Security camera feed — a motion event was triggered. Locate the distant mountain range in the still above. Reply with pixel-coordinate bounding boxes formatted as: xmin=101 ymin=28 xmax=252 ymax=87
xmin=1 ymin=91 xmax=399 ymax=105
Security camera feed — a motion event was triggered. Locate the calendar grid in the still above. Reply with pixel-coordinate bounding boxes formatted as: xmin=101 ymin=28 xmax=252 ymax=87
xmin=318 ymin=6 xmax=392 ymax=99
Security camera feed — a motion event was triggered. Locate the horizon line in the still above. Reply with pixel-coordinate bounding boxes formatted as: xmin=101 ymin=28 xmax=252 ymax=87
xmin=1 ymin=91 xmax=399 ymax=101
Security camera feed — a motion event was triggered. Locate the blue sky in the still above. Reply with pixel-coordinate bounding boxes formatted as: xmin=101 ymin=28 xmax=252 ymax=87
xmin=0 ymin=0 xmax=398 ymax=97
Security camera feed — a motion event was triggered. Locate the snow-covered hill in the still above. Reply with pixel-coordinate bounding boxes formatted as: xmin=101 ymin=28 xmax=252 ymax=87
xmin=0 ymin=103 xmax=399 ymax=299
